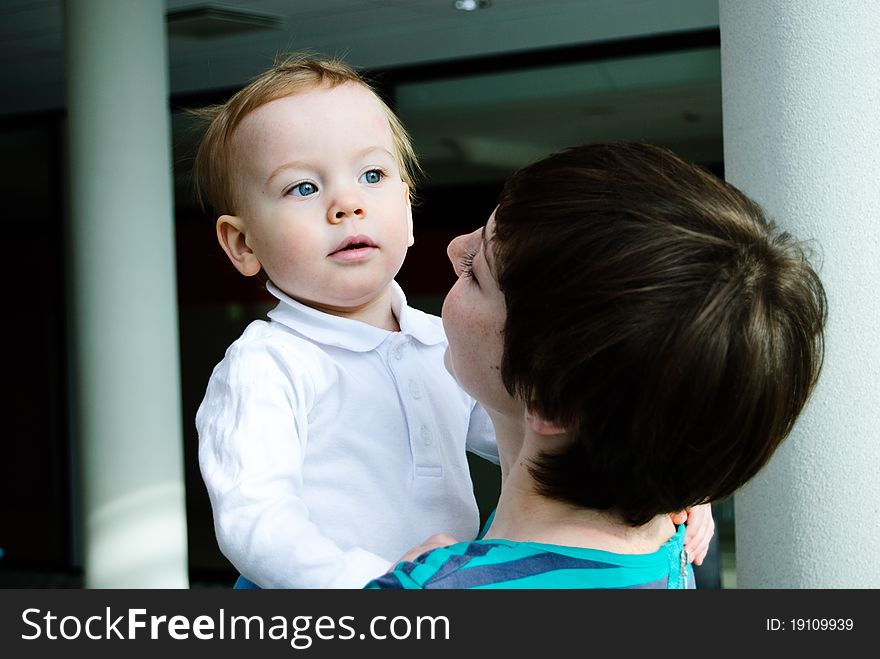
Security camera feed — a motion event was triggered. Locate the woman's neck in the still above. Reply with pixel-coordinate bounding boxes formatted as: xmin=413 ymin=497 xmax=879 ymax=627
xmin=484 ymin=412 xmax=524 ymax=482
xmin=483 ymin=425 xmax=675 ymax=554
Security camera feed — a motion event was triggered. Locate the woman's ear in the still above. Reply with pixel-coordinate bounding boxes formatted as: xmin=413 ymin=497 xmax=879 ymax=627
xmin=216 ymin=215 xmax=262 ymax=277
xmin=525 ymin=411 xmax=567 ymax=436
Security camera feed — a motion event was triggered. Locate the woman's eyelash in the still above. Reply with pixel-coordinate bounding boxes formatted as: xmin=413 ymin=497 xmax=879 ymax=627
xmin=459 ymin=249 xmax=477 ymax=279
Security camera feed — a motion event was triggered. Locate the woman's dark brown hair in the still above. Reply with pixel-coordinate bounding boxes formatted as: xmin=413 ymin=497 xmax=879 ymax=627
xmin=493 ymin=143 xmax=827 ymax=525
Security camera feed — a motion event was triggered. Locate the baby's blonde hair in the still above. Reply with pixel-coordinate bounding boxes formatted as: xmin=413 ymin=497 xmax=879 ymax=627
xmin=193 ymin=53 xmax=419 ymax=216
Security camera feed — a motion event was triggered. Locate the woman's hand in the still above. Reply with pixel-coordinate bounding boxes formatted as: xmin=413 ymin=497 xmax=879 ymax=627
xmin=670 ymin=504 xmax=715 ymax=565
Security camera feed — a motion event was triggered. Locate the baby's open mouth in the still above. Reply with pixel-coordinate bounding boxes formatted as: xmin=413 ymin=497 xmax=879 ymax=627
xmin=330 ymin=235 xmax=377 ymax=255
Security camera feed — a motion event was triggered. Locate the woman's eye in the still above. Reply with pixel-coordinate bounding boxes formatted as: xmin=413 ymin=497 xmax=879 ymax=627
xmin=288 ymin=181 xmax=318 ymax=197
xmin=459 ymin=248 xmax=477 ymax=282
xmin=360 ymin=169 xmax=384 ymax=184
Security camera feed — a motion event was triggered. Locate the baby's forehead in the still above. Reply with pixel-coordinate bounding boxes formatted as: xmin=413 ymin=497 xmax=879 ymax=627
xmin=230 ymin=84 xmax=395 ymax=164
xmin=240 ymin=82 xmax=386 ymax=132
xmin=227 ymin=82 xmax=399 ymax=176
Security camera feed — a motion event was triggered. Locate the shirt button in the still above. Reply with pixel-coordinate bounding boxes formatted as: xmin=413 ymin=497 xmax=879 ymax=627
xmin=409 ymin=381 xmax=422 ymax=399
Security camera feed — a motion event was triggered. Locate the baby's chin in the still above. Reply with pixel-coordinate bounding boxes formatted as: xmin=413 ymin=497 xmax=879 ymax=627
xmin=288 ymin=283 xmax=393 ymax=312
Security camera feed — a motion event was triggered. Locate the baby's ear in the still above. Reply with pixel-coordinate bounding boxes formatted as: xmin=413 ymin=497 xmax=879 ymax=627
xmin=525 ymin=411 xmax=567 ymax=436
xmin=216 ymin=215 xmax=261 ymax=276
xmin=403 ymin=183 xmax=414 ymax=247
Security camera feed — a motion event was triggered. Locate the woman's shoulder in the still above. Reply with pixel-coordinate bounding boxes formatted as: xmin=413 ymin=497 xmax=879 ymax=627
xmin=366 ymin=534 xmax=689 ymax=589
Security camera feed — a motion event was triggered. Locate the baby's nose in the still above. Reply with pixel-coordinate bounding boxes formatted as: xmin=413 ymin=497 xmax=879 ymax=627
xmin=328 ymin=199 xmax=365 ymax=223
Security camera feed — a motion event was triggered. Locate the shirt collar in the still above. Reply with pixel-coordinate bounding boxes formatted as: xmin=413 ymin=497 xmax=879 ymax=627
xmin=265 ymin=280 xmax=446 ymax=352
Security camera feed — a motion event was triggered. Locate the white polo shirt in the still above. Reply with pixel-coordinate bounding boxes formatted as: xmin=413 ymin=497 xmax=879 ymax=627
xmin=197 ymin=281 xmax=497 ymax=588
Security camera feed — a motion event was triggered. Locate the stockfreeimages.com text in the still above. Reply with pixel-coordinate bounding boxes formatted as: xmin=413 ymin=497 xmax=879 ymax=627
xmin=21 ymin=607 xmax=450 ymax=649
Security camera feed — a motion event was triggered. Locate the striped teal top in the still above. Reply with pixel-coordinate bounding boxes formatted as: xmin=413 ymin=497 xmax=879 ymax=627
xmin=365 ymin=524 xmax=693 ymax=589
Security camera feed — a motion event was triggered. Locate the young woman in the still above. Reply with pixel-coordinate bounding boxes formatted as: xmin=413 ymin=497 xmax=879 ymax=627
xmin=368 ymin=143 xmax=826 ymax=589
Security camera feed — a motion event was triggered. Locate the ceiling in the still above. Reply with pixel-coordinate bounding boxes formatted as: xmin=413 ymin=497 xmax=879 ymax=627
xmin=1 ymin=0 xmax=723 ymax=185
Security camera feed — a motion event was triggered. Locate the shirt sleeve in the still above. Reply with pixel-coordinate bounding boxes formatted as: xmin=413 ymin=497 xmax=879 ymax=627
xmin=197 ymin=335 xmax=392 ymax=588
xmin=364 ymin=568 xmax=420 ymax=589
xmin=364 ymin=545 xmax=462 ymax=589
xmin=364 ymin=557 xmax=430 ymax=589
xmin=464 ymin=401 xmax=499 ymax=465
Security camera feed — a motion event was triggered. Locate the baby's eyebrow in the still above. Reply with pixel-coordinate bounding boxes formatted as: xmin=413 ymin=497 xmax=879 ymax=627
xmin=267 ymin=160 xmax=311 ymax=185
xmin=355 ymin=146 xmax=396 ymax=161
xmin=266 ymin=147 xmax=396 ymax=185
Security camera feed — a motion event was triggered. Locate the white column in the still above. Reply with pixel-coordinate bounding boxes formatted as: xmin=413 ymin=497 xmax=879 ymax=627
xmin=65 ymin=0 xmax=189 ymax=587
xmin=720 ymin=1 xmax=880 ymax=587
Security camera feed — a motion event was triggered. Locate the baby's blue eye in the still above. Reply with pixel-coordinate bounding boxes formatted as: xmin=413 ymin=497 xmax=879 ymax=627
xmin=289 ymin=181 xmax=318 ymax=197
xmin=361 ymin=169 xmax=383 ymax=184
